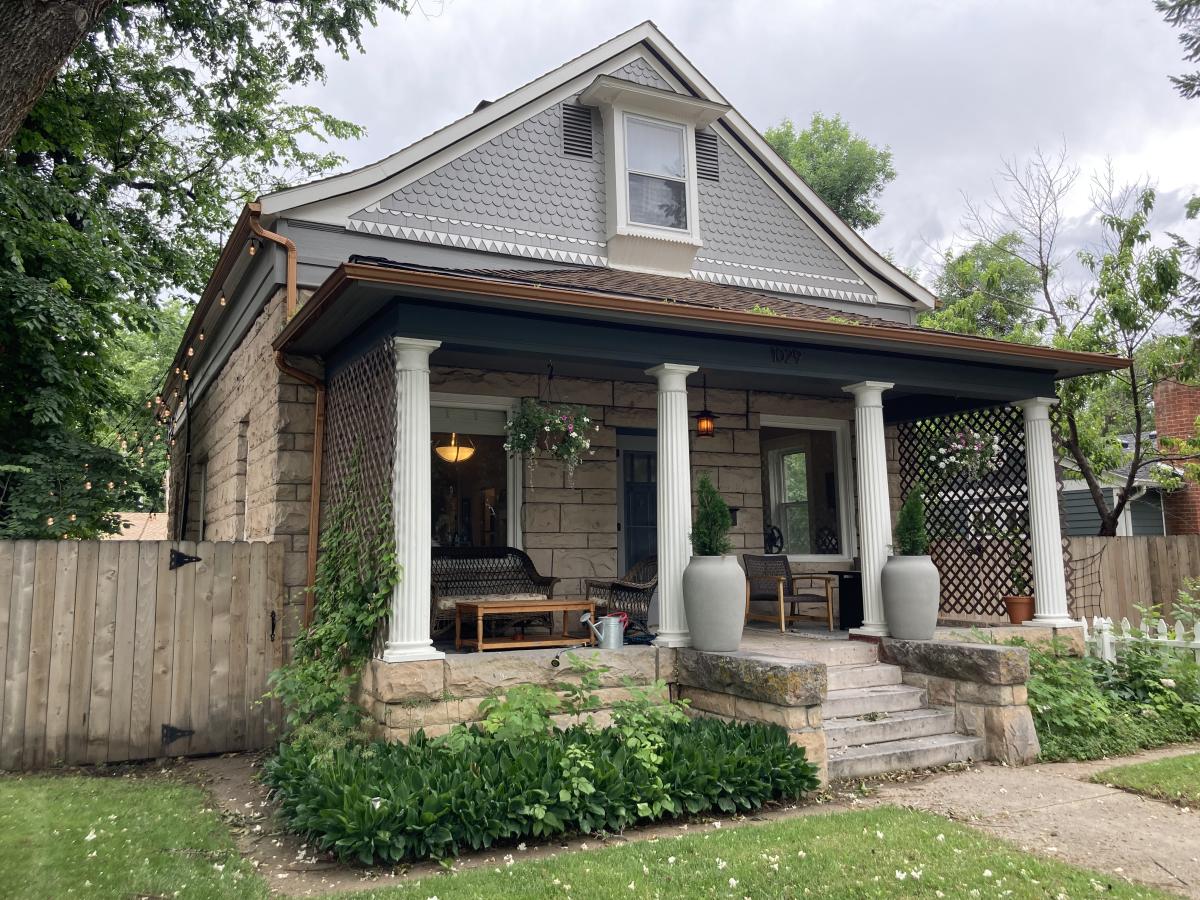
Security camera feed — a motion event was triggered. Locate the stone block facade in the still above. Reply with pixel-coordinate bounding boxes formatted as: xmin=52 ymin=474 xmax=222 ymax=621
xmin=431 ymin=366 xmax=891 ymax=601
xmin=167 ymin=288 xmax=318 ymax=653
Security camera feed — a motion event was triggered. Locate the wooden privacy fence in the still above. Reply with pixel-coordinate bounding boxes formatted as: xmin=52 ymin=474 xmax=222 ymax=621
xmin=0 ymin=540 xmax=284 ymax=771
xmin=1067 ymin=535 xmax=1200 ymax=623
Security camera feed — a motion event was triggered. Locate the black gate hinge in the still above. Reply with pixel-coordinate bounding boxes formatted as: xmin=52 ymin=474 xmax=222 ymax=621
xmin=162 ymin=723 xmax=195 ymax=746
xmin=170 ymin=549 xmax=203 ymax=570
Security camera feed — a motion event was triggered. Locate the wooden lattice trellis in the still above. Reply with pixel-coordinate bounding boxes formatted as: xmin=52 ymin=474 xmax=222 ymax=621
xmin=321 ymin=339 xmax=396 ymax=547
xmin=897 ymin=406 xmax=1034 ymax=620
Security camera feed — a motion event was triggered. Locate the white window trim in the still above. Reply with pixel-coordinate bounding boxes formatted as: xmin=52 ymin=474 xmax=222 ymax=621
xmin=599 ymin=107 xmax=704 ymax=249
xmin=622 ymin=112 xmax=691 ymax=235
xmin=759 ymin=415 xmax=856 ymax=564
xmin=430 ymin=392 xmax=523 ymax=549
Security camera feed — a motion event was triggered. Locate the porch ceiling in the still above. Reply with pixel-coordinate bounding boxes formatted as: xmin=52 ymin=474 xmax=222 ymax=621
xmin=276 ymin=261 xmax=1128 ymax=421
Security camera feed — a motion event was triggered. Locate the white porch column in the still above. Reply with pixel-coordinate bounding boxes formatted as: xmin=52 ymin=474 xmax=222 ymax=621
xmin=647 ymin=363 xmax=700 ymax=648
xmin=383 ymin=337 xmax=444 ymax=663
xmin=1014 ymin=397 xmax=1073 ymax=626
xmin=843 ymin=381 xmax=895 ymax=637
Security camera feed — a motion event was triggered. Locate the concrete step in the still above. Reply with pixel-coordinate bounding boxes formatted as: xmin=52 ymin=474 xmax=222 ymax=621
xmin=822 ymin=684 xmax=927 ymax=719
xmin=824 ymin=706 xmax=957 ymax=749
xmin=829 ymin=733 xmax=985 ymax=781
xmin=826 ymin=663 xmax=903 ymax=692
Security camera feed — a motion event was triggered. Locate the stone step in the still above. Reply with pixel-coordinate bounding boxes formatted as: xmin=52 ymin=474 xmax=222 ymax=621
xmin=735 ymin=637 xmax=878 ymax=667
xmin=824 ymin=706 xmax=957 ymax=749
xmin=821 ymin=684 xmax=927 ymax=719
xmin=826 ymin=663 xmax=903 ymax=692
xmin=829 ymin=733 xmax=985 ymax=781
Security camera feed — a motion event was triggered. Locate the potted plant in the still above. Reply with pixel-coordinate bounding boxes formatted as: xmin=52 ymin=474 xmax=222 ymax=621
xmin=880 ymin=487 xmax=940 ymax=640
xmin=682 ymin=474 xmax=744 ymax=652
xmin=503 ymin=398 xmax=597 ymax=483
xmin=1002 ymin=561 xmax=1034 ymax=625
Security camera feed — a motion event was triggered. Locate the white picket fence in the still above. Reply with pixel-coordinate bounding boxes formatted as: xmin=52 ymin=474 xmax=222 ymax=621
xmin=1082 ymin=615 xmax=1200 ymax=664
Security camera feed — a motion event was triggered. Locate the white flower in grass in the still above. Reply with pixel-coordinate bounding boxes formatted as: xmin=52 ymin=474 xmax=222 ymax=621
xmin=936 ymin=833 xmax=945 ymax=842
xmin=717 ymin=859 xmax=727 ymax=870
xmin=728 ymin=878 xmax=738 ymax=888
xmin=369 ymin=797 xmax=383 ymax=810
xmin=667 ymin=856 xmax=676 ymax=865
xmin=875 ymin=830 xmax=884 ymax=840
xmin=85 ymin=830 xmax=97 ymax=841
xmin=627 ymin=882 xmax=635 ymax=891
xmin=983 ymin=869 xmax=993 ymax=878
xmin=895 ymin=870 xmax=907 ymax=880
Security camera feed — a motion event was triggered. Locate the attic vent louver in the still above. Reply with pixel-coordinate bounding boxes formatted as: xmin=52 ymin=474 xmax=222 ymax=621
xmin=695 ymin=131 xmax=719 ymax=181
xmin=561 ymin=103 xmax=594 ymax=159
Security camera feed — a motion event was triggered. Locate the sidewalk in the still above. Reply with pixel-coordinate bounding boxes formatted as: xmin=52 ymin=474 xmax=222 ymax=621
xmin=860 ymin=742 xmax=1200 ymax=897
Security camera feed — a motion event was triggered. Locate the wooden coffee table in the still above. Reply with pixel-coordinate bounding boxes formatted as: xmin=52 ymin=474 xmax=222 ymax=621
xmin=454 ymin=598 xmax=595 ymax=652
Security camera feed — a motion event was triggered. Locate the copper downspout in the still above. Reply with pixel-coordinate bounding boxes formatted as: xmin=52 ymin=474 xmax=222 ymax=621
xmin=249 ymin=202 xmax=299 ymax=319
xmin=274 ymin=352 xmax=325 ymax=627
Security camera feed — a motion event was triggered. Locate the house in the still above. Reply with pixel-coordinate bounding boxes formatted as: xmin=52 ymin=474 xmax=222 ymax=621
xmin=159 ymin=22 xmax=1122 ymax=775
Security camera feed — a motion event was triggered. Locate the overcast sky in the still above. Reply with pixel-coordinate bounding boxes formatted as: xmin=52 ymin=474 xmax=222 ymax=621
xmin=287 ymin=0 xmax=1200 ymax=283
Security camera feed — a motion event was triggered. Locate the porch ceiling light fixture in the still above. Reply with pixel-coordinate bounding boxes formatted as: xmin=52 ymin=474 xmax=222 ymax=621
xmin=694 ymin=375 xmax=718 ymax=437
xmin=435 ymin=432 xmax=475 ymax=463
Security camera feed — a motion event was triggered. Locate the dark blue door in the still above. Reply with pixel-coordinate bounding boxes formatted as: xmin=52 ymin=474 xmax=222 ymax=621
xmin=622 ymin=449 xmax=657 ymax=570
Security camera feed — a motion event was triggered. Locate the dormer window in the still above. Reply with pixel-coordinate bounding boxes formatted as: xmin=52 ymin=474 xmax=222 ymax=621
xmin=580 ymin=73 xmax=729 ymax=277
xmin=625 ymin=115 xmax=688 ymax=231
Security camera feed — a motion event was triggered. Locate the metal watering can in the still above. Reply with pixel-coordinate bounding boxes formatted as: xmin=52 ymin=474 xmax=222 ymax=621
xmin=580 ymin=611 xmax=626 ymax=650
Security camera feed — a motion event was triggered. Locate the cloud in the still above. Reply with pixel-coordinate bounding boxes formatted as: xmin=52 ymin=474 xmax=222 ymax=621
xmin=286 ymin=0 xmax=1200 ymax=277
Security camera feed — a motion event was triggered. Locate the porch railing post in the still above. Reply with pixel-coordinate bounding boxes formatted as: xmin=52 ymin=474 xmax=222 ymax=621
xmin=647 ymin=363 xmax=700 ymax=648
xmin=1013 ymin=396 xmax=1074 ymax=627
xmin=382 ymin=337 xmax=445 ymax=663
xmin=843 ymin=381 xmax=894 ymax=637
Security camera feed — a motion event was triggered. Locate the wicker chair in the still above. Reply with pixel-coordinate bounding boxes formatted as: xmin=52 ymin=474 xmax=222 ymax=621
xmin=742 ymin=554 xmax=836 ymax=632
xmin=586 ymin=556 xmax=657 ymax=635
xmin=430 ymin=546 xmax=559 ymax=638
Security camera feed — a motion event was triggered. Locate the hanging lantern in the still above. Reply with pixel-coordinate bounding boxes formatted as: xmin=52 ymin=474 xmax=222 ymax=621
xmin=693 ymin=375 xmax=718 ymax=438
xmin=434 ymin=432 xmax=475 ymax=463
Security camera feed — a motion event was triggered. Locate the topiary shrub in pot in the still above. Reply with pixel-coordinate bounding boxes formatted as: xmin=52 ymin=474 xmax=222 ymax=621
xmin=682 ymin=474 xmax=744 ymax=651
xmin=881 ymin=486 xmax=940 ymax=640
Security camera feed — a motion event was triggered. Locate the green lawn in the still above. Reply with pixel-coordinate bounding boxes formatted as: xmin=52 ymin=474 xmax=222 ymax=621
xmin=0 ymin=774 xmax=1170 ymax=899
xmin=1093 ymin=751 xmax=1200 ymax=806
xmin=0 ymin=774 xmax=265 ymax=900
xmin=348 ymin=806 xmax=1166 ymax=899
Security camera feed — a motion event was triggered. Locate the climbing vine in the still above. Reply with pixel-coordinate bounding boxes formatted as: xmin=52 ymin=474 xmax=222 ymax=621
xmin=268 ymin=455 xmax=397 ymax=741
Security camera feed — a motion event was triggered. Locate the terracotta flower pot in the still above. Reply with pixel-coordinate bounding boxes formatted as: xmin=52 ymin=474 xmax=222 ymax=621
xmin=1003 ymin=594 xmax=1034 ymax=625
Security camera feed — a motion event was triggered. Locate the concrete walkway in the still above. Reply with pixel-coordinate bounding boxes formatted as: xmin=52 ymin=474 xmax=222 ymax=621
xmin=859 ymin=742 xmax=1200 ymax=897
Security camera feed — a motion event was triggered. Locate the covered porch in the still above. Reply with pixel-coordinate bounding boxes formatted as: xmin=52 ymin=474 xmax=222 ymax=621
xmin=276 ymin=261 xmax=1121 ymax=661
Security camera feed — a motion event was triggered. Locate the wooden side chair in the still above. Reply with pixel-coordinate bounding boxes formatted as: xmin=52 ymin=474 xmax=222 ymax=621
xmin=742 ymin=554 xmax=836 ymax=632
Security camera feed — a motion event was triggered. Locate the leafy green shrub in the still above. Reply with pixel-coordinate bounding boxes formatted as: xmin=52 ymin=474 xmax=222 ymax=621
xmin=264 ymin=717 xmax=819 ymax=864
xmin=1025 ymin=637 xmax=1200 ymax=761
xmin=892 ymin=487 xmax=929 ymax=555
xmin=690 ymin=473 xmax=732 ymax=556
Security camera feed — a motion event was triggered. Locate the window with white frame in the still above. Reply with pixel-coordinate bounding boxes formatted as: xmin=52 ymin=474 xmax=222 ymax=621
xmin=624 ymin=114 xmax=688 ymax=231
xmin=761 ymin=419 xmax=853 ymax=559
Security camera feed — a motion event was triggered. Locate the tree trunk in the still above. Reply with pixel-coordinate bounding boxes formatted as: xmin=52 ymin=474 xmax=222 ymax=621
xmin=0 ymin=1 xmax=115 ymax=149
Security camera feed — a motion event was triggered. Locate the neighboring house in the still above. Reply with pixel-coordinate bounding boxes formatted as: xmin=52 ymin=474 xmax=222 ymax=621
xmin=1060 ymin=478 xmax=1168 ymax=536
xmin=161 ymin=22 xmax=1123 ymax=660
xmin=1155 ymin=379 xmax=1200 ymax=536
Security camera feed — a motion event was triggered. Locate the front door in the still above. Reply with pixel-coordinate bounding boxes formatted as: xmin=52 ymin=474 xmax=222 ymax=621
xmin=619 ymin=436 xmax=657 ymax=573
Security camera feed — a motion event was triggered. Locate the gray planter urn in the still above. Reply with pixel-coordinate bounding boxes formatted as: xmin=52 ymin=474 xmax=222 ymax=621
xmin=881 ymin=555 xmax=940 ymax=640
xmin=682 ymin=555 xmax=745 ymax=652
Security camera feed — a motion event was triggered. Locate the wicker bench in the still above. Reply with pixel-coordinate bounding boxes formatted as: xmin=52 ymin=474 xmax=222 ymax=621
xmin=430 ymin=546 xmax=559 ymax=638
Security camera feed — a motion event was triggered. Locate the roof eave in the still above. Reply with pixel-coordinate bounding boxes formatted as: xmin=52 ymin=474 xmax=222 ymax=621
xmin=274 ymin=263 xmax=1129 ymax=379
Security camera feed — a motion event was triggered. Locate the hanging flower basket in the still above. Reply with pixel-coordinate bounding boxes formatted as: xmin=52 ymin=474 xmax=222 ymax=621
xmin=504 ymin=398 xmax=596 ymax=479
xmin=928 ymin=428 xmax=1003 ymax=481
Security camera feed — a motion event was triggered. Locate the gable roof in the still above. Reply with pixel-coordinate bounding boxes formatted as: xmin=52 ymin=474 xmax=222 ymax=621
xmin=257 ymin=21 xmax=937 ymax=310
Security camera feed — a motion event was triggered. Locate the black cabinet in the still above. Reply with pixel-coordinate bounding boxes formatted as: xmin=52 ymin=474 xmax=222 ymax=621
xmin=831 ymin=570 xmax=863 ymax=630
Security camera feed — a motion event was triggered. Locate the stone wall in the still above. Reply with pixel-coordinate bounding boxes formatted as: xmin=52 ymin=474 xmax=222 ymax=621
xmin=166 ymin=288 xmax=317 ymax=649
xmin=359 ymin=646 xmax=673 ymax=742
xmin=879 ymin=638 xmax=1040 ymax=765
xmin=430 ymin=366 xmax=882 ymax=600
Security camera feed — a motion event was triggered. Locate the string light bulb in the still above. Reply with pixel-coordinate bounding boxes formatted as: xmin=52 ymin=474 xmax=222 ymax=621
xmin=84 ymin=481 xmax=92 ymax=491
xmin=187 ymin=346 xmax=194 ymax=357
xmin=219 ymin=293 xmax=227 ymax=306
xmin=46 ymin=516 xmax=54 ymax=526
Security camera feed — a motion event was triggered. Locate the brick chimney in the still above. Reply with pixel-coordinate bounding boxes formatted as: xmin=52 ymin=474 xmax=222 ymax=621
xmin=1154 ymin=379 xmax=1200 ymax=535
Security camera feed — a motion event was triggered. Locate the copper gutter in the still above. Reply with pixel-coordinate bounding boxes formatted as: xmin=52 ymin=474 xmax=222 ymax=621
xmin=274 ymin=352 xmax=325 ymax=626
xmin=273 ymin=262 xmax=1130 ymax=375
xmin=248 ymin=202 xmax=299 ymax=319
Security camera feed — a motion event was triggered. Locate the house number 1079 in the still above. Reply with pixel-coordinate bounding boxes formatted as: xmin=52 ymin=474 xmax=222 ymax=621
xmin=770 ymin=346 xmax=803 ymax=365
